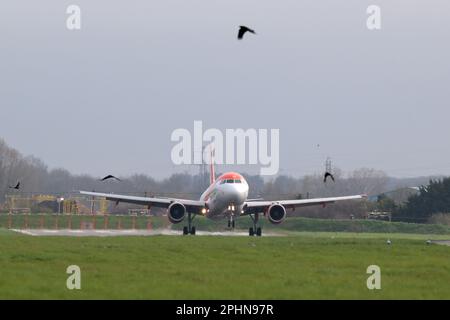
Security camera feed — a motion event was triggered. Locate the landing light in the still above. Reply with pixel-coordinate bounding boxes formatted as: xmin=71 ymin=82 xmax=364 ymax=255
xmin=201 ymin=208 xmax=207 ymax=214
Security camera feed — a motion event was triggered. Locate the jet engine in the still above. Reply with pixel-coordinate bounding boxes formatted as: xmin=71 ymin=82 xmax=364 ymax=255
xmin=167 ymin=202 xmax=186 ymax=224
xmin=267 ymin=203 xmax=286 ymax=224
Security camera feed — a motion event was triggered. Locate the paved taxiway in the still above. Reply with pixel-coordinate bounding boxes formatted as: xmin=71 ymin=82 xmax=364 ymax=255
xmin=12 ymin=229 xmax=285 ymax=237
xmin=432 ymin=240 xmax=450 ymax=246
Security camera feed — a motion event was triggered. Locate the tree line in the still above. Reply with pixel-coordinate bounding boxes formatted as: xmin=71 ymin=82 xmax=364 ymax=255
xmin=1 ymin=138 xmax=447 ymax=222
xmin=391 ymin=178 xmax=450 ymax=223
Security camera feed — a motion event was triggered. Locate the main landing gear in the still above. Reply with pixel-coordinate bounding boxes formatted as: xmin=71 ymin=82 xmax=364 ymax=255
xmin=249 ymin=213 xmax=262 ymax=237
xmin=183 ymin=212 xmax=196 ymax=235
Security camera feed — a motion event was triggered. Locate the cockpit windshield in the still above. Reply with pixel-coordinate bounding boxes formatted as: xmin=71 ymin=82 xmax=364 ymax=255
xmin=220 ymin=179 xmax=242 ymax=184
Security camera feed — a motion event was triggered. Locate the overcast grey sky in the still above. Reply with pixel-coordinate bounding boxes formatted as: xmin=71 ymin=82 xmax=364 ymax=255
xmin=1 ymin=1 xmax=449 ymax=179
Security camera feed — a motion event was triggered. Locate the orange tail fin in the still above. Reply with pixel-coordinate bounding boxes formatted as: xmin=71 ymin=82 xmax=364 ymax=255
xmin=210 ymin=146 xmax=215 ymax=185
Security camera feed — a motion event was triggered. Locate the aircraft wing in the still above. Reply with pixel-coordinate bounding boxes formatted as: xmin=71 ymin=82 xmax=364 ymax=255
xmin=242 ymin=195 xmax=366 ymax=215
xmin=79 ymin=191 xmax=206 ymax=214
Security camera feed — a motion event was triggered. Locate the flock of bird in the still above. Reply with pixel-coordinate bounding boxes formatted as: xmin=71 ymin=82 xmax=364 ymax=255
xmin=7 ymin=26 xmax=336 ymax=191
xmin=2 ymin=25 xmax=439 ymax=247
xmin=6 ymin=26 xmax=257 ymax=192
xmin=99 ymin=175 xmax=121 ymax=182
xmin=323 ymin=171 xmax=335 ymax=183
xmin=8 ymin=175 xmax=120 ymax=192
xmin=238 ymin=26 xmax=334 ymax=185
xmin=237 ymin=26 xmax=256 ymax=40
xmin=8 ymin=170 xmax=332 ymax=192
xmin=8 ymin=182 xmax=20 ymax=190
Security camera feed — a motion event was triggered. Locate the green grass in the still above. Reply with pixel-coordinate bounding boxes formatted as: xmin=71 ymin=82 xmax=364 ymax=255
xmin=172 ymin=216 xmax=450 ymax=235
xmin=0 ymin=229 xmax=449 ymax=299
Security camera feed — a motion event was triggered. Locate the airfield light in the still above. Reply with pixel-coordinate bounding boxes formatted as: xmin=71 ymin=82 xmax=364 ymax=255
xmin=57 ymin=197 xmax=64 ymax=214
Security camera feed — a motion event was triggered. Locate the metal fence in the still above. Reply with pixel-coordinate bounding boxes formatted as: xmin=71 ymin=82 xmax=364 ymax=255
xmin=0 ymin=213 xmax=170 ymax=230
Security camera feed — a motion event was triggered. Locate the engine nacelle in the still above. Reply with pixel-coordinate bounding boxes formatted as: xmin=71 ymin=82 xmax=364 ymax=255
xmin=267 ymin=204 xmax=286 ymax=224
xmin=167 ymin=202 xmax=186 ymax=224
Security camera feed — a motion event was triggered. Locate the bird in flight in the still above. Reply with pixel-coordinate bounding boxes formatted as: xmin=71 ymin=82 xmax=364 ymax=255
xmin=238 ymin=26 xmax=256 ymax=40
xmin=9 ymin=182 xmax=20 ymax=190
xmin=100 ymin=175 xmax=121 ymax=182
xmin=323 ymin=172 xmax=335 ymax=183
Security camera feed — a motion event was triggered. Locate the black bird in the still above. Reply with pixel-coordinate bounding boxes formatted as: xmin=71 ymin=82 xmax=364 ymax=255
xmin=323 ymin=172 xmax=335 ymax=183
xmin=9 ymin=182 xmax=20 ymax=190
xmin=238 ymin=26 xmax=256 ymax=40
xmin=100 ymin=175 xmax=121 ymax=182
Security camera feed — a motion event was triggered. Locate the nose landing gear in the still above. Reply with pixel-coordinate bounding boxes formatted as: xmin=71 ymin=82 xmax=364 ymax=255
xmin=227 ymin=215 xmax=235 ymax=229
xmin=227 ymin=204 xmax=236 ymax=230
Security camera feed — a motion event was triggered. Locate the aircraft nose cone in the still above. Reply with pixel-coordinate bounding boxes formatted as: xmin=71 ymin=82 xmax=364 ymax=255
xmin=227 ymin=184 xmax=247 ymax=204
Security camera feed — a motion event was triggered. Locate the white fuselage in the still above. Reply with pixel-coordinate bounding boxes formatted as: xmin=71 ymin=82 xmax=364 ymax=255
xmin=199 ymin=172 xmax=249 ymax=219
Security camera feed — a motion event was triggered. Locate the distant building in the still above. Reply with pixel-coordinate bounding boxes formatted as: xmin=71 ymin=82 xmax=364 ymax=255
xmin=369 ymin=187 xmax=420 ymax=205
xmin=367 ymin=211 xmax=391 ymax=221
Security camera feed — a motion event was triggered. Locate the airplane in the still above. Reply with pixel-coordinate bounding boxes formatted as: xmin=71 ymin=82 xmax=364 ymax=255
xmin=80 ymin=152 xmax=366 ymax=236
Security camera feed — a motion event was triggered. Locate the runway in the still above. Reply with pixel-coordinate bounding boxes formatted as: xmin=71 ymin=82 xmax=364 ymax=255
xmin=432 ymin=240 xmax=450 ymax=246
xmin=11 ymin=229 xmax=285 ymax=237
